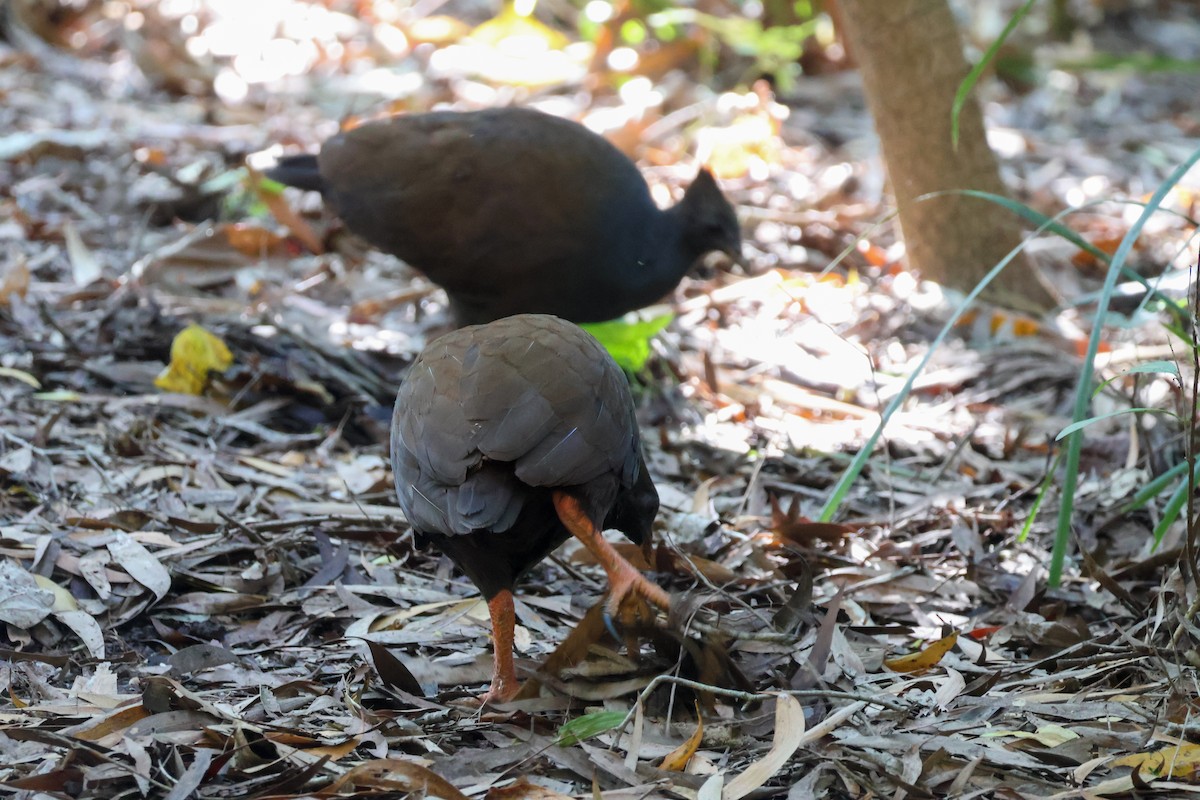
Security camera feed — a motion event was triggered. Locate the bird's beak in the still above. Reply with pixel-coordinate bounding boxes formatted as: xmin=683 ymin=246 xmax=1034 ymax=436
xmin=725 ymin=245 xmax=749 ymax=271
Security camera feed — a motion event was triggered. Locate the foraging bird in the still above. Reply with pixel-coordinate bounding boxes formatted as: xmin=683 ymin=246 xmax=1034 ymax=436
xmin=391 ymin=314 xmax=669 ymax=703
xmin=267 ymin=107 xmax=742 ymax=326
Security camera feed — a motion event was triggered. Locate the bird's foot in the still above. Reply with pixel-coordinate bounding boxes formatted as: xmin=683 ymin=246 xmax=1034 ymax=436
xmin=476 ymin=589 xmax=523 ymax=707
xmin=552 ymin=489 xmax=671 ymax=640
xmin=603 ymin=559 xmax=671 ymax=623
xmin=477 ymin=675 xmax=522 ymax=707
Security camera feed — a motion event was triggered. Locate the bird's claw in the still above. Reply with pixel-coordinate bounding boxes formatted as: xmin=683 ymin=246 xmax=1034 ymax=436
xmin=602 ymin=588 xmax=661 ymax=638
xmin=602 ymin=607 xmax=622 ymax=642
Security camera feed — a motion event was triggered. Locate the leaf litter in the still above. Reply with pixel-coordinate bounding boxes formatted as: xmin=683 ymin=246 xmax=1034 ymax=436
xmin=2 ymin=1 xmax=1200 ymax=798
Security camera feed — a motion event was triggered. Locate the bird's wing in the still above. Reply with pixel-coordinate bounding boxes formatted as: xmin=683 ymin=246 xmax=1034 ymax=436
xmin=464 ymin=317 xmax=638 ymax=489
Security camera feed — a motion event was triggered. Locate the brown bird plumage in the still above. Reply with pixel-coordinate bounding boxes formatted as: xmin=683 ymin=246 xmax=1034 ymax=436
xmin=267 ymin=107 xmax=742 ymax=326
xmin=390 ymin=314 xmax=669 ymax=702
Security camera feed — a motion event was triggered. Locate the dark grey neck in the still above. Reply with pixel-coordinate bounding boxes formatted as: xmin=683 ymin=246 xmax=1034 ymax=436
xmin=620 ymin=205 xmax=701 ymax=309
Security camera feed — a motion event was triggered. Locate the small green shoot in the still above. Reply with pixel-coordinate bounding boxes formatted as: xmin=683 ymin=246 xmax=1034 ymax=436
xmin=1055 ymin=408 xmax=1175 ymax=441
xmin=581 ymin=313 xmax=674 ymax=373
xmin=952 ymin=0 xmax=1037 ymax=149
xmin=1092 ymin=361 xmax=1181 ymax=399
xmin=1053 ymin=145 xmax=1200 ymax=585
xmin=556 ymin=710 xmax=626 ymax=746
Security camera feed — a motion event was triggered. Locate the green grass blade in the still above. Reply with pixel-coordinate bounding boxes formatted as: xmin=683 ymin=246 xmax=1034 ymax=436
xmin=818 ymin=212 xmax=1062 ymax=522
xmin=1123 ymin=460 xmax=1196 ymax=512
xmin=1053 ymin=144 xmax=1200 ymax=585
xmin=1153 ymin=473 xmax=1193 ymax=548
xmin=1055 ymin=408 xmax=1174 ymax=440
xmin=952 ymin=0 xmax=1036 ymax=149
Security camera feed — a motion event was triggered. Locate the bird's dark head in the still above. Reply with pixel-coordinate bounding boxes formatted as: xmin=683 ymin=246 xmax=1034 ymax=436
xmin=679 ymin=168 xmax=744 ymax=267
xmin=607 ymin=454 xmax=660 ymax=546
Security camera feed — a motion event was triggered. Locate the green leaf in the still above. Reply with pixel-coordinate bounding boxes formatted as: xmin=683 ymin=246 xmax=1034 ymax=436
xmin=556 ymin=710 xmax=626 ymax=746
xmin=1153 ymin=471 xmax=1194 ymax=547
xmin=581 ymin=313 xmax=673 ymax=372
xmin=1055 ymin=408 xmax=1174 ymax=440
xmin=32 ymin=390 xmax=82 ymax=402
xmin=1093 ymin=360 xmax=1180 ymax=398
xmin=1055 ymin=52 xmax=1200 ymax=73
xmin=943 ymin=189 xmax=1193 ymax=330
xmin=1123 ymin=459 xmax=1195 ymax=512
xmin=952 ymin=0 xmax=1036 ymax=149
xmin=200 ymin=166 xmax=248 ymax=195
xmin=1054 ymin=143 xmax=1200 ymax=585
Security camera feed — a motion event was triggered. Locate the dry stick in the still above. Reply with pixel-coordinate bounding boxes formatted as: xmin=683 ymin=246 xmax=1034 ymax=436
xmin=613 ymin=674 xmax=906 ymax=741
xmin=685 ymin=618 xmax=802 ymax=644
xmin=218 ymin=509 xmax=268 ymax=545
xmin=733 ymin=456 xmax=767 ymax=519
xmin=925 ymin=421 xmax=981 ymax=486
xmin=0 ymin=428 xmax=50 ymax=456
xmin=246 ymin=513 xmax=402 ymax=532
xmin=1173 ymin=254 xmax=1200 ymax=649
xmin=663 ymin=536 xmax=776 ymax=631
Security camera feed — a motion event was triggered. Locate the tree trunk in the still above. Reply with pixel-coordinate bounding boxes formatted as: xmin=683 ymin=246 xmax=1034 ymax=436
xmin=837 ymin=0 xmax=1056 ymax=314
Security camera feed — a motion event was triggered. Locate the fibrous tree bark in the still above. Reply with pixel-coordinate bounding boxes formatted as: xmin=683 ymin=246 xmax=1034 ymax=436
xmin=837 ymin=0 xmax=1056 ymax=314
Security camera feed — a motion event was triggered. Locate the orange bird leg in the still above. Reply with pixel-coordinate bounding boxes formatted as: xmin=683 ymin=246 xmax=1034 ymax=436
xmin=484 ymin=589 xmax=521 ymax=704
xmin=552 ymin=490 xmax=670 ymax=622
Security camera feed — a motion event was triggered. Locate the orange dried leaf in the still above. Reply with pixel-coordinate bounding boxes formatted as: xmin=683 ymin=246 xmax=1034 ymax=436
xmin=0 ymin=258 xmax=30 ymax=304
xmin=133 ymin=146 xmax=167 ymax=166
xmin=572 ymin=541 xmax=651 ymax=571
xmin=884 ymin=632 xmax=958 ymax=673
xmin=659 ymin=702 xmax=704 ymax=771
xmin=770 ymin=495 xmax=853 ymax=545
xmin=329 ymin=759 xmax=468 ymax=798
xmin=1070 ymin=234 xmax=1124 ymax=269
xmin=70 ymin=704 xmax=150 ymax=741
xmin=653 ymin=548 xmax=737 ymax=584
xmin=628 ymin=36 xmax=702 ymax=81
xmin=223 ymin=223 xmax=286 ymax=257
xmin=486 ymin=776 xmax=574 ymax=799
xmin=514 ymin=600 xmax=608 ymax=700
xmin=253 ymin=171 xmax=324 ymax=255
xmin=303 ymin=737 xmax=362 ymax=760
xmin=856 ymin=239 xmax=889 ymax=268
xmin=967 ymin=625 xmax=1002 ymax=640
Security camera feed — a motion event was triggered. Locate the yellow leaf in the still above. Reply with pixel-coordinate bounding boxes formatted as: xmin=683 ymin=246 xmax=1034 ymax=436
xmin=0 ymin=367 xmax=40 ymax=389
xmin=155 ymin=324 xmax=233 ymax=395
xmin=982 ymin=724 xmax=1079 ymax=748
xmin=33 ymin=575 xmax=78 ymax=613
xmin=700 ymin=113 xmax=781 ymax=180
xmin=471 ymin=0 xmax=569 ymax=50
xmin=659 ymin=702 xmax=703 ymax=771
xmin=884 ymin=632 xmax=958 ymax=673
xmin=1113 ymin=743 xmax=1200 ymax=778
xmin=408 ymin=15 xmax=472 ymax=45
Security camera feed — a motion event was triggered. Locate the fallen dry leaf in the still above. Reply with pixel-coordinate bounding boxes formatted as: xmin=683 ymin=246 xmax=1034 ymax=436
xmin=659 ymin=702 xmax=704 ymax=771
xmin=722 ymin=694 xmax=805 ymax=800
xmin=884 ymin=632 xmax=959 ymax=674
xmin=329 ymin=759 xmax=469 ymax=799
xmin=154 ymin=324 xmax=233 ymax=395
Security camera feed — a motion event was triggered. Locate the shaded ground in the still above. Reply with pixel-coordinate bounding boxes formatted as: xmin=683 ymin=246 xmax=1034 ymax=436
xmin=2 ymin=1 xmax=1200 ymax=797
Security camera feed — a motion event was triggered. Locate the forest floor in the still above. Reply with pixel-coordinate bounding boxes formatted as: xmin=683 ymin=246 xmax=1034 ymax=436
xmin=2 ymin=2 xmax=1200 ymax=798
